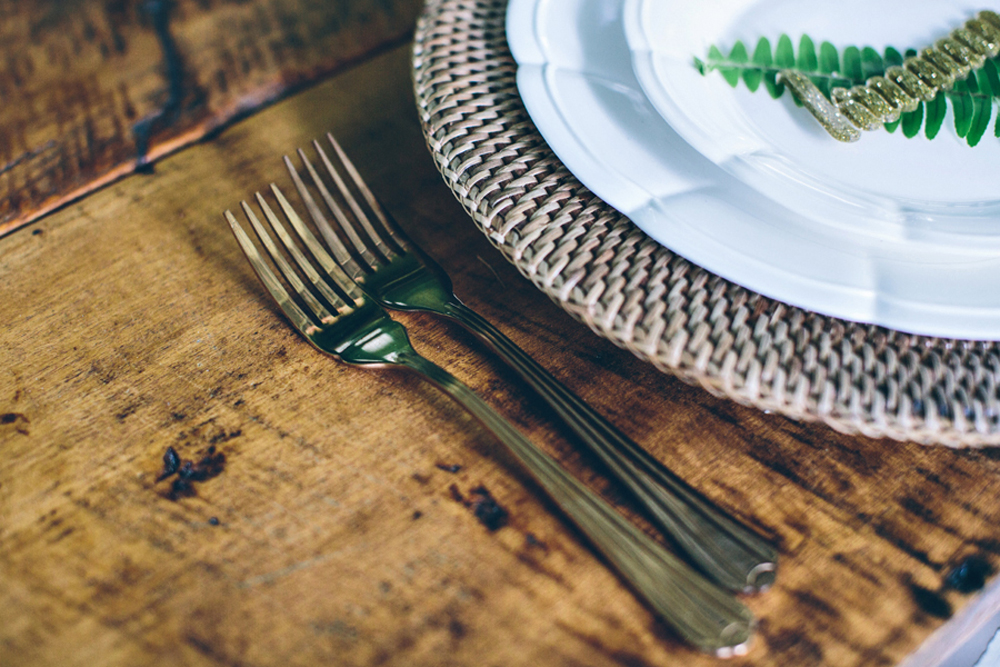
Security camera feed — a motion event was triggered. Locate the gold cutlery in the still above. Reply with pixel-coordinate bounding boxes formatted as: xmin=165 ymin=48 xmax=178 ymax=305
xmin=225 ymin=184 xmax=754 ymax=656
xmin=277 ymin=133 xmax=778 ymax=594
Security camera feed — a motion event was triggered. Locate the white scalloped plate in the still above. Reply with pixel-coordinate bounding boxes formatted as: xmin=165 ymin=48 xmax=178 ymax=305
xmin=622 ymin=0 xmax=1000 ymax=248
xmin=506 ymin=0 xmax=1000 ymax=339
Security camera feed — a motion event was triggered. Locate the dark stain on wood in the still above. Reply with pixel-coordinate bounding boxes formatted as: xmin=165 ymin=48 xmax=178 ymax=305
xmin=132 ymin=0 xmax=205 ymax=169
xmin=447 ymin=617 xmax=465 ymax=640
xmin=208 ymin=428 xmax=241 ymax=445
xmin=156 ymin=445 xmax=182 ymax=481
xmin=467 ymin=486 xmax=508 ymax=531
xmin=909 ymin=583 xmax=952 ymax=619
xmin=944 ymin=555 xmax=992 ymax=594
xmin=155 ymin=444 xmax=227 ymax=500
xmin=115 ymin=403 xmax=141 ymax=421
xmin=448 ymin=484 xmax=509 ymax=531
xmin=0 ymin=411 xmax=30 ymax=435
xmin=525 ymin=532 xmax=547 ymax=550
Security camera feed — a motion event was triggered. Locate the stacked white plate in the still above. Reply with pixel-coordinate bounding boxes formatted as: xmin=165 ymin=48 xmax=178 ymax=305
xmin=506 ymin=0 xmax=1000 ymax=339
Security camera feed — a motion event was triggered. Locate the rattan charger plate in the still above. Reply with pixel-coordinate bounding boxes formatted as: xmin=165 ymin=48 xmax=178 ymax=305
xmin=412 ymin=0 xmax=1000 ymax=448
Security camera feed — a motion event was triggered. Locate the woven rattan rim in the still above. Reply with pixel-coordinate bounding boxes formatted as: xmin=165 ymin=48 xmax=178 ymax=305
xmin=411 ymin=0 xmax=1000 ymax=448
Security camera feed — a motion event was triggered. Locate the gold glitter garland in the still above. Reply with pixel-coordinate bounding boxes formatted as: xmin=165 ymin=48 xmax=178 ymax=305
xmin=783 ymin=10 xmax=1000 ymax=142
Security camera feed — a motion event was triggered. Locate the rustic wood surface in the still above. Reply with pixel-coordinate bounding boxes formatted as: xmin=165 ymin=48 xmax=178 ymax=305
xmin=2 ymin=42 xmax=1000 ymax=667
xmin=0 ymin=0 xmax=422 ymax=237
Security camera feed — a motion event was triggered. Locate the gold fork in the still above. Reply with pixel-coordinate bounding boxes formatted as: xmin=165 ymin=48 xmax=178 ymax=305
xmin=225 ymin=187 xmax=754 ymax=657
xmin=279 ymin=133 xmax=778 ymax=594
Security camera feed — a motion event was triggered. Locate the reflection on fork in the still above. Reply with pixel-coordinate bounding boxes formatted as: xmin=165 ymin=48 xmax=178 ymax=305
xmin=225 ymin=186 xmax=754 ymax=657
xmin=279 ymin=133 xmax=778 ymax=594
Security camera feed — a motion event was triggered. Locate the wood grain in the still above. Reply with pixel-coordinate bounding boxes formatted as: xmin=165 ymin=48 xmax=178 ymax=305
xmin=2 ymin=44 xmax=1000 ymax=666
xmin=0 ymin=0 xmax=421 ymax=237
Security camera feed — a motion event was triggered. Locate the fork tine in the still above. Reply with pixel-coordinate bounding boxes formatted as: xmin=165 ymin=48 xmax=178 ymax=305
xmin=283 ymin=155 xmax=365 ymax=282
xmin=319 ymin=134 xmax=405 ymax=253
xmin=313 ymin=133 xmax=395 ymax=253
xmin=270 ymin=184 xmax=366 ymax=305
xmin=295 ymin=148 xmax=384 ymax=270
xmin=225 ymin=208 xmax=320 ymax=336
xmin=254 ymin=193 xmax=348 ymax=317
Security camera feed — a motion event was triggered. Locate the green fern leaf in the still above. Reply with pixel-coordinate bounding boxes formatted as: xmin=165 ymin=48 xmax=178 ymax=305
xmin=753 ymin=37 xmax=773 ymax=67
xmin=965 ymin=71 xmax=980 ymax=94
xmin=884 ymin=118 xmax=901 ymax=133
xmin=775 ymin=35 xmax=795 ymax=68
xmin=797 ymin=35 xmax=826 ymax=100
xmin=843 ymin=46 xmax=863 ymax=82
xmin=709 ymin=45 xmax=740 ymax=87
xmin=925 ymin=94 xmax=947 ymax=139
xmin=727 ymin=41 xmax=756 ymax=91
xmin=816 ymin=41 xmax=839 ymax=97
xmin=730 ymin=41 xmax=749 ymax=64
xmin=951 ymin=82 xmax=974 ymax=137
xmin=983 ymin=59 xmax=1000 ymax=97
xmin=750 ymin=37 xmax=784 ymax=99
xmin=763 ymin=74 xmax=784 ymax=98
xmin=773 ymin=35 xmax=801 ymax=104
xmin=742 ymin=69 xmax=763 ymax=92
xmin=797 ymin=35 xmax=818 ymax=71
xmin=884 ymin=46 xmax=904 ymax=68
xmin=819 ymin=41 xmax=840 ymax=73
xmin=995 ymin=106 xmax=1000 ymax=137
xmin=902 ymin=102 xmax=924 ymax=138
xmin=728 ymin=40 xmax=760 ymax=91
xmin=861 ymin=46 xmax=884 ymax=79
xmin=967 ymin=96 xmax=993 ymax=146
xmin=749 ymin=37 xmax=780 ymax=98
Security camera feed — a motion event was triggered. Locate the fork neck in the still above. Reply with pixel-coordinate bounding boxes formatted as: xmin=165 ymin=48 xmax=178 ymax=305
xmin=367 ymin=252 xmax=457 ymax=313
xmin=323 ymin=302 xmax=414 ymax=366
xmin=394 ymin=351 xmax=499 ymax=428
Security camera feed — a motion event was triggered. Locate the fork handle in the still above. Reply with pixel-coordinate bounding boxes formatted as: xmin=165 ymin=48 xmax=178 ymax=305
xmin=397 ymin=351 xmax=754 ymax=657
xmin=440 ymin=300 xmax=777 ymax=594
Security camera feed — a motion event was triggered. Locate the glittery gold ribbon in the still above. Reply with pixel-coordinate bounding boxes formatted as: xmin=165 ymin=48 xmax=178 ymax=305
xmin=784 ymin=10 xmax=1000 ymax=142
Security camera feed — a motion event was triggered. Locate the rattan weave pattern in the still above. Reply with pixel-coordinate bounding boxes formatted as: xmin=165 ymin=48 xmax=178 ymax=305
xmin=411 ymin=0 xmax=1000 ymax=447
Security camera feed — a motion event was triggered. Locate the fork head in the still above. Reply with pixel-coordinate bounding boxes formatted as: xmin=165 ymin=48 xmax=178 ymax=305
xmin=282 ymin=133 xmax=459 ymax=314
xmin=225 ymin=185 xmax=417 ymax=368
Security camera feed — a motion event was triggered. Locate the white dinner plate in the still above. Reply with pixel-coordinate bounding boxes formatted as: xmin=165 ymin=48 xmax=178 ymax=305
xmin=623 ymin=0 xmax=1000 ymax=248
xmin=506 ymin=0 xmax=1000 ymax=339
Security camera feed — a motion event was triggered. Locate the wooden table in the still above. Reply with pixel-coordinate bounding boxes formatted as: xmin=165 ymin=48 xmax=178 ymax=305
xmin=3 ymin=2 xmax=1000 ymax=665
